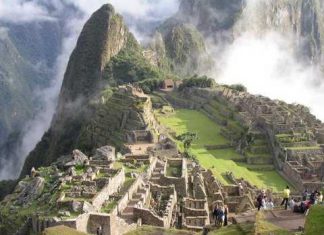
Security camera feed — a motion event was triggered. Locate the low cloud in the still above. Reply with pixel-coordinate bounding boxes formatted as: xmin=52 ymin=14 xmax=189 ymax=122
xmin=0 ymin=0 xmax=54 ymax=23
xmin=208 ymin=0 xmax=324 ymax=122
xmin=215 ymin=32 xmax=324 ymax=121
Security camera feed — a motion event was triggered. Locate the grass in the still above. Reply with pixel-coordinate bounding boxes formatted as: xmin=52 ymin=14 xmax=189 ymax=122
xmin=255 ymin=212 xmax=291 ymax=235
xmin=304 ymin=205 xmax=324 ymax=234
xmin=43 ymin=225 xmax=87 ymax=235
xmin=119 ymin=177 xmax=136 ymax=195
xmin=126 ymin=224 xmax=255 ymax=235
xmin=101 ymin=200 xmax=118 ymax=213
xmin=208 ymin=223 xmax=254 ymax=235
xmin=157 ymin=109 xmax=290 ymax=192
xmin=166 ymin=165 xmax=182 ymax=177
xmin=125 ymin=226 xmax=196 ymax=235
xmin=286 ymin=146 xmax=321 ymax=151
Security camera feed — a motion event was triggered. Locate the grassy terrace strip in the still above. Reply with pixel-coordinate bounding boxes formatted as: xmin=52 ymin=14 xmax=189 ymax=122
xmin=156 ymin=109 xmax=289 ymax=192
xmin=43 ymin=225 xmax=88 ymax=235
xmin=304 ymin=205 xmax=324 ymax=234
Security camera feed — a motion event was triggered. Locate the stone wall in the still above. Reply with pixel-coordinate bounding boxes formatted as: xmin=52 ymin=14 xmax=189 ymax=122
xmin=88 ymin=213 xmax=114 ymax=235
xmin=92 ymin=168 xmax=125 ymax=209
xmin=133 ymin=185 xmax=177 ymax=228
xmin=115 ymin=177 xmax=144 ymax=215
xmin=133 ymin=207 xmax=165 ymax=227
xmin=283 ymin=163 xmax=303 ymax=191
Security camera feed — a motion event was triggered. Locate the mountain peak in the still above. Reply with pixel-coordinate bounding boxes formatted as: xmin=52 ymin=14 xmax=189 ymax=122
xmin=58 ymin=3 xmax=129 ymax=106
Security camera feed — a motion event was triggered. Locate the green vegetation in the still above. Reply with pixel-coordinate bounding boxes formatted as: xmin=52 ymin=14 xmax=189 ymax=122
xmin=159 ymin=22 xmax=209 ymax=75
xmin=43 ymin=225 xmax=87 ymax=235
xmin=157 ymin=109 xmax=289 ymax=191
xmin=101 ymin=200 xmax=118 ymax=214
xmin=208 ymin=223 xmax=254 ymax=235
xmin=254 ymin=212 xmax=291 ymax=235
xmin=137 ymin=78 xmax=163 ymax=94
xmin=176 ymin=132 xmax=198 ymax=150
xmin=223 ymin=84 xmax=247 ymax=92
xmin=179 ymin=75 xmax=215 ymax=90
xmin=166 ymin=165 xmax=182 ymax=178
xmin=104 ymin=34 xmax=163 ymax=85
xmin=125 ymin=226 xmax=196 ymax=235
xmin=0 ymin=166 xmax=62 ymax=234
xmin=304 ymin=205 xmax=324 ymax=234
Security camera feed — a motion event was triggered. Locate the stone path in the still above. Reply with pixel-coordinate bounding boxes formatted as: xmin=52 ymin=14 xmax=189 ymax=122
xmin=264 ymin=209 xmax=305 ymax=231
xmin=233 ymin=209 xmax=305 ymax=232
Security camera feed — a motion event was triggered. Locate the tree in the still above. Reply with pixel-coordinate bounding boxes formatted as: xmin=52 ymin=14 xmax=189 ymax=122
xmin=176 ymin=132 xmax=198 ymax=150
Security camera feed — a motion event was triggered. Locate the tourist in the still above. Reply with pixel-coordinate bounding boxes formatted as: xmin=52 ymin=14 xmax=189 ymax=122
xmin=317 ymin=192 xmax=323 ymax=204
xmin=310 ymin=191 xmax=316 ymax=205
xmin=212 ymin=205 xmax=219 ymax=226
xmin=224 ymin=205 xmax=228 ymax=226
xmin=218 ymin=206 xmax=225 ymax=227
xmin=96 ymin=226 xmax=102 ymax=235
xmin=289 ymin=198 xmax=295 ymax=210
xmin=302 ymin=189 xmax=308 ymax=201
xmin=281 ymin=186 xmax=290 ymax=210
xmin=262 ymin=196 xmax=267 ymax=210
xmin=266 ymin=199 xmax=274 ymax=210
xmin=257 ymin=191 xmax=265 ymax=211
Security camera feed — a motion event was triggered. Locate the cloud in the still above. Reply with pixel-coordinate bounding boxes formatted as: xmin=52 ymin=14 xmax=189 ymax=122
xmin=0 ymin=0 xmax=55 ymax=23
xmin=215 ymin=32 xmax=324 ymax=121
xmin=208 ymin=0 xmax=324 ymax=122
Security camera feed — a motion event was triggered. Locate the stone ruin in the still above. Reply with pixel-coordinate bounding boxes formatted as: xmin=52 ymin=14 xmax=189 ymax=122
xmin=169 ymin=86 xmax=324 ymax=193
xmin=4 ymin=84 xmax=276 ymax=235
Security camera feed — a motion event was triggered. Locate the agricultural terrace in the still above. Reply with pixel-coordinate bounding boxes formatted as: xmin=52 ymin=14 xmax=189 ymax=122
xmin=156 ymin=109 xmax=289 ymax=192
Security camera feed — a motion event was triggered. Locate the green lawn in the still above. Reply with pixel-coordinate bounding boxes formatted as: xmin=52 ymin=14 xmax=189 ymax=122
xmin=43 ymin=226 xmax=87 ymax=235
xmin=304 ymin=205 xmax=324 ymax=234
xmin=157 ymin=109 xmax=289 ymax=192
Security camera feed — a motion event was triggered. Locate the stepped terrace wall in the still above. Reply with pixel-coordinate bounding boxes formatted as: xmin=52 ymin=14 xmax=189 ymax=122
xmin=92 ymin=168 xmax=125 ymax=209
xmin=134 ymin=185 xmax=177 ymax=228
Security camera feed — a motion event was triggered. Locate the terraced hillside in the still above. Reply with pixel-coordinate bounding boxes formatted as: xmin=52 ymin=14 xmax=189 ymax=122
xmin=156 ymin=108 xmax=289 ymax=192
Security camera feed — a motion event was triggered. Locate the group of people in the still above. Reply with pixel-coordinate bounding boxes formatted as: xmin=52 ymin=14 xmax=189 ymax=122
xmin=212 ymin=205 xmax=228 ymax=227
xmin=302 ymin=189 xmax=323 ymax=205
xmin=292 ymin=189 xmax=324 ymax=214
xmin=256 ymin=189 xmax=275 ymax=211
xmin=256 ymin=185 xmax=323 ymax=214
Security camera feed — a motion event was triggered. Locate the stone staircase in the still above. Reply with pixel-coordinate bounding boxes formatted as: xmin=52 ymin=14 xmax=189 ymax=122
xmin=121 ymin=184 xmax=148 ymax=220
xmin=150 ymin=160 xmax=165 ymax=183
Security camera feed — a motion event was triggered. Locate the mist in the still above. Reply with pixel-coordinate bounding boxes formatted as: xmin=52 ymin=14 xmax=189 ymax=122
xmin=209 ymin=0 xmax=324 ymax=122
xmin=0 ymin=0 xmax=179 ymax=180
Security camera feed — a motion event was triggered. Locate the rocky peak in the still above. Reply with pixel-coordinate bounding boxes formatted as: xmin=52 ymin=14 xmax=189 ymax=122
xmin=57 ymin=4 xmax=129 ymax=109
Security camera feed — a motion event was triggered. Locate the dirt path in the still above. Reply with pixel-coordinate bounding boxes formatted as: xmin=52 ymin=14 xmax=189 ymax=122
xmin=264 ymin=209 xmax=305 ymax=231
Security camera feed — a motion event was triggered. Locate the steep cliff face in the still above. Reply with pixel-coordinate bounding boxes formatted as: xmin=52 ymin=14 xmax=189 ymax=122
xmin=0 ymin=26 xmax=51 ymax=159
xmin=155 ymin=20 xmax=211 ymax=76
xmin=234 ymin=0 xmax=324 ymax=65
xmin=20 ymin=4 xmax=144 ymax=177
xmin=177 ymin=0 xmax=245 ymax=40
xmin=0 ymin=9 xmax=69 ymax=179
xmin=57 ymin=4 xmax=129 ymax=109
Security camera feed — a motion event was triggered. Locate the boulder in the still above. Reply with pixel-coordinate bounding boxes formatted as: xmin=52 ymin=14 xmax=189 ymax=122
xmin=95 ymin=146 xmax=116 ymax=161
xmin=64 ymin=150 xmax=88 ymax=167
xmin=71 ymin=201 xmax=82 ymax=212
xmin=16 ymin=177 xmax=45 ymax=206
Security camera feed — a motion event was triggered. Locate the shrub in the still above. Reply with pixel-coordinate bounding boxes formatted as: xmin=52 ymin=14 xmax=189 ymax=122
xmin=178 ymin=75 xmax=215 ymax=90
